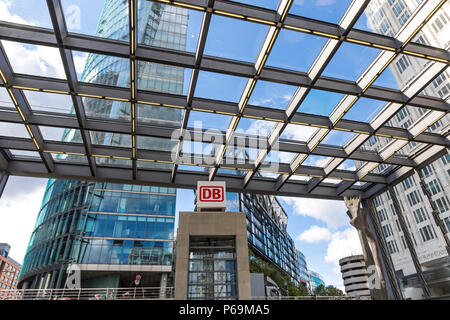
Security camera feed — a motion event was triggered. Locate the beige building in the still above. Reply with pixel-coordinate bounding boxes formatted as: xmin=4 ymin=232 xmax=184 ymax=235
xmin=361 ymin=0 xmax=450 ymax=299
xmin=174 ymin=211 xmax=251 ymax=300
xmin=339 ymin=255 xmax=371 ymax=300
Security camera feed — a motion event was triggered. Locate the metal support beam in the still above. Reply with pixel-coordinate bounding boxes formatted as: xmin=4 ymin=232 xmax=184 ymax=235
xmin=46 ymin=0 xmax=97 ymax=177
xmin=387 ymin=186 xmax=431 ymax=298
xmin=0 ymin=171 xmax=9 ymax=199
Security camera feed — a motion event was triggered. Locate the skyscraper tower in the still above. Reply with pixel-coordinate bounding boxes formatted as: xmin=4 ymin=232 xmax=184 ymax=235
xmin=360 ymin=0 xmax=450 ymax=299
xmin=18 ymin=1 xmax=187 ymax=290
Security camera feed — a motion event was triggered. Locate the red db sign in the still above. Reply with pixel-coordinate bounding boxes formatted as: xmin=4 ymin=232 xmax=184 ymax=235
xmin=197 ymin=181 xmax=226 ymax=210
xmin=199 ymin=186 xmax=224 ymax=202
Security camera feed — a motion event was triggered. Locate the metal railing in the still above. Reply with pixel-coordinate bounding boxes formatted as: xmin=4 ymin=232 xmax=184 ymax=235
xmin=0 ymin=287 xmax=174 ymax=300
xmin=252 ymin=296 xmax=369 ymax=300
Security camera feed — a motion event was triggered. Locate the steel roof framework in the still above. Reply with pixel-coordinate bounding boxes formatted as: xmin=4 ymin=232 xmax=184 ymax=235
xmin=0 ymin=0 xmax=448 ymax=200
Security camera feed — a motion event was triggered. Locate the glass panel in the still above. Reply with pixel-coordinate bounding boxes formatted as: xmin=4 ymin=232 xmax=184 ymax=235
xmin=137 ymin=161 xmax=173 ymax=170
xmin=248 ymin=80 xmax=297 ymax=110
xmin=322 ymin=178 xmax=341 ymax=185
xmin=61 ymin=0 xmax=129 ymax=42
xmin=0 ymin=122 xmax=30 ymax=138
xmin=265 ymin=150 xmax=297 ymax=164
xmin=343 ymin=97 xmax=388 ymax=123
xmin=373 ymin=54 xmax=432 ymax=90
xmin=384 ymin=106 xmax=421 ymax=130
xmin=420 ymin=70 xmax=450 ymax=99
xmin=137 ymin=136 xmax=177 ymax=152
xmin=187 ymin=111 xmax=232 ymax=132
xmin=359 ymin=136 xmax=394 ymax=153
xmin=1 ymin=41 xmax=66 ymax=79
xmin=137 ymin=104 xmax=183 ymax=127
xmin=236 ymin=118 xmax=275 ymax=137
xmin=204 ymin=14 xmax=268 ymax=63
xmin=24 ymin=91 xmax=73 ymax=114
xmin=303 ymin=155 xmax=331 ymax=167
xmin=280 ymin=124 xmax=318 ymax=141
xmin=355 ymin=0 xmax=413 ymax=36
xmin=95 ymin=156 xmax=132 ymax=167
xmin=194 ymin=71 xmax=247 ymax=103
xmin=0 ymin=0 xmax=53 ymax=28
xmin=83 ymin=97 xmax=131 ymax=121
xmin=39 ymin=126 xmax=83 ymax=143
xmin=76 ymin=51 xmax=130 ymax=87
xmin=73 ymin=51 xmax=89 ymax=79
xmin=235 ymin=0 xmax=279 ymax=10
xmin=8 ymin=149 xmax=40 ymax=159
xmin=426 ymin=114 xmax=448 ymax=134
xmin=323 ymin=42 xmax=382 ymax=82
xmin=320 ymin=130 xmax=356 ymax=147
xmin=395 ymin=142 xmax=426 ymax=157
xmin=290 ymin=0 xmax=353 ymax=24
xmin=411 ymin=8 xmax=449 ymax=49
xmin=137 ymin=61 xmax=192 ymax=95
xmin=51 ymin=153 xmax=88 ymax=163
xmin=298 ymin=89 xmax=344 ymax=116
xmin=266 ymin=29 xmax=327 ymax=73
xmin=289 ymin=174 xmax=311 ymax=182
xmin=137 ymin=1 xmax=203 ymax=52
xmin=90 ymin=131 xmax=131 ymax=147
xmin=0 ymin=87 xmax=14 ymax=109
xmin=337 ymin=159 xmax=356 ymax=171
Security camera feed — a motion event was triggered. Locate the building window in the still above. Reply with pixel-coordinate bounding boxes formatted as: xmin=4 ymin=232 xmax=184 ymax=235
xmin=431 ymin=13 xmax=448 ymax=34
xmin=433 ymin=197 xmax=450 ymax=214
xmin=407 ymin=190 xmax=422 ymax=207
xmin=188 ymin=237 xmax=237 ymax=300
xmin=396 ymin=56 xmax=410 ymax=74
xmin=419 ymin=225 xmax=436 ymax=242
xmin=427 ymin=179 xmax=442 ymax=196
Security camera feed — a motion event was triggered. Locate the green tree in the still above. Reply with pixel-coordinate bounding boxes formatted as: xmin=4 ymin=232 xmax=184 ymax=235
xmin=248 ymin=249 xmax=309 ymax=297
xmin=325 ymin=285 xmax=345 ymax=297
xmin=313 ymin=284 xmax=345 ymax=297
xmin=313 ymin=284 xmax=327 ymax=296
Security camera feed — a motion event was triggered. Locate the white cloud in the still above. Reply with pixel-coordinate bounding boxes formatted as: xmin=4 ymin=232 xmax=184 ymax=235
xmin=296 ymin=225 xmax=332 ymax=243
xmin=283 ymin=124 xmax=319 ymax=142
xmin=281 ymin=197 xmax=349 ymax=229
xmin=2 ymin=40 xmax=66 ymax=79
xmin=73 ymin=52 xmax=89 ymax=78
xmin=0 ymin=0 xmax=34 ymax=25
xmin=325 ymin=227 xmax=363 ymax=274
xmin=0 ymin=176 xmax=48 ymax=264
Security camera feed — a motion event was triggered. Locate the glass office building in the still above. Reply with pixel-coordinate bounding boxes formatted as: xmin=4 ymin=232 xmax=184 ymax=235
xmin=295 ymin=250 xmax=310 ymax=288
xmin=309 ymin=270 xmax=325 ymax=293
xmin=225 ymin=192 xmax=304 ymax=287
xmin=18 ymin=0 xmax=187 ymax=289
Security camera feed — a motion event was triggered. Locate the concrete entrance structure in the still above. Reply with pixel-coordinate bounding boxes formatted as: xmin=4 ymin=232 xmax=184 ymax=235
xmin=174 ymin=211 xmax=251 ymax=300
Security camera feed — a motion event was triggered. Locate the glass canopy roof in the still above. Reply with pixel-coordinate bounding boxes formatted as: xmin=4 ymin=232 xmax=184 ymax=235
xmin=0 ymin=0 xmax=448 ymax=200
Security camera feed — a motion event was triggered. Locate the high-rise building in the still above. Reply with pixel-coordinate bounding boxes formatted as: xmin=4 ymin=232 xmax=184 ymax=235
xmin=18 ymin=1 xmax=187 ymax=290
xmin=222 ymin=192 xmax=307 ymax=289
xmin=339 ymin=255 xmax=371 ymax=299
xmin=308 ymin=270 xmax=325 ymax=293
xmin=0 ymin=243 xmax=21 ymax=299
xmin=295 ymin=249 xmax=310 ymax=289
xmin=361 ymin=0 xmax=450 ymax=299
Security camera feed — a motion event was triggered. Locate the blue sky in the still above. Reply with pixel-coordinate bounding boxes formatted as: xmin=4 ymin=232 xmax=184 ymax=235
xmin=0 ymin=0 xmax=409 ymax=290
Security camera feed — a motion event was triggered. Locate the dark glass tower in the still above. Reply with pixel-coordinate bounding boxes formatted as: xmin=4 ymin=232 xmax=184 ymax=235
xmin=18 ymin=1 xmax=187 ymax=289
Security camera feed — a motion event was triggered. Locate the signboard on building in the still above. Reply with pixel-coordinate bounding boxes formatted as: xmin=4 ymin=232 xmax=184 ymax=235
xmin=197 ymin=181 xmax=226 ymax=211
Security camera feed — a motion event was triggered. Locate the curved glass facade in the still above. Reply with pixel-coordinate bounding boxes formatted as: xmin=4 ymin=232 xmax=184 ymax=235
xmin=19 ymin=0 xmax=187 ymax=289
xmin=309 ymin=270 xmax=325 ymax=293
xmin=225 ymin=192 xmax=305 ymax=287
